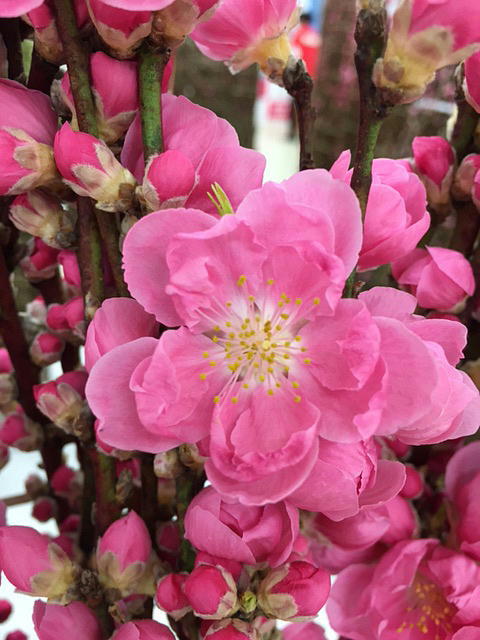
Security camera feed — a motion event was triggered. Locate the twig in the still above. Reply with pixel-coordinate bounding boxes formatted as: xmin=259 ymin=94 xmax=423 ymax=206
xmin=87 ymin=445 xmax=121 ymax=535
xmin=450 ymin=65 xmax=479 ymax=161
xmin=94 ymin=211 xmax=129 ymax=298
xmin=77 ymin=198 xmax=104 ymax=318
xmin=283 ymin=59 xmax=316 ymax=171
xmin=0 ymin=18 xmax=24 ymax=82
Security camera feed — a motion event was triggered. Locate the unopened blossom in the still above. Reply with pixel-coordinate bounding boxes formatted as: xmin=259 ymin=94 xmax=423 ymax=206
xmin=392 ymin=246 xmax=475 ymax=311
xmin=54 ymin=123 xmax=136 ymax=212
xmin=33 ymin=371 xmax=88 ymax=433
xmin=58 ymin=250 xmax=81 ymax=292
xmin=0 ymin=411 xmax=42 ymax=452
xmin=184 ymin=486 xmax=298 ymax=567
xmin=412 ymin=136 xmax=455 ymax=213
xmin=9 ymin=191 xmax=75 ymax=249
xmin=122 ymin=94 xmax=265 ymax=214
xmin=0 ymin=600 xmax=12 ymax=623
xmin=30 ymin=332 xmax=65 ymax=367
xmin=373 ymin=0 xmax=480 ymax=104
xmin=46 ymin=297 xmax=85 ymax=340
xmin=328 ymin=539 xmax=480 ymax=639
xmin=0 ymin=348 xmax=15 ymax=406
xmin=452 ymin=154 xmax=480 ymax=200
xmin=0 ymin=80 xmax=58 ymax=195
xmin=50 ymin=466 xmax=81 ymax=502
xmin=184 ymin=564 xmax=238 ymax=620
xmin=155 ymin=573 xmax=191 ymax=620
xmin=258 ymin=561 xmax=330 ymax=621
xmin=465 ymin=51 xmax=480 ymax=114
xmin=204 ymin=619 xmax=258 ymax=640
xmin=112 ymin=620 xmax=175 ymax=640
xmin=33 ymin=600 xmax=103 ymax=640
xmin=400 ymin=464 xmax=424 ymax=499
xmin=19 ymin=238 xmax=59 ymax=282
xmin=191 ymin=0 xmax=299 ymax=82
xmin=32 ymin=497 xmax=57 ymax=523
xmin=0 ymin=526 xmax=76 ymax=601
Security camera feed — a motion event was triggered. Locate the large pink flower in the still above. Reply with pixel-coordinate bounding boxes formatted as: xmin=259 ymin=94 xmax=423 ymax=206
xmin=328 ymin=539 xmax=480 ymax=639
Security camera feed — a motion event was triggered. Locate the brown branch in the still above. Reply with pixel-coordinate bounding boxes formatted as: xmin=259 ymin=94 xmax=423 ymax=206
xmin=283 ymin=60 xmax=316 ymax=171
xmin=0 ymin=18 xmax=24 ymax=82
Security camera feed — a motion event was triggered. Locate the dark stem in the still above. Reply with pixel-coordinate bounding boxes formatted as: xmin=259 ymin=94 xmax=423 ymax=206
xmin=94 ymin=210 xmax=129 ymax=298
xmin=450 ymin=65 xmax=479 ymax=161
xmin=78 ymin=443 xmax=96 ymax=555
xmin=36 ymin=272 xmax=63 ymax=306
xmin=283 ymin=60 xmax=316 ymax=171
xmin=176 ymin=469 xmax=205 ymax=573
xmin=140 ymin=453 xmax=158 ymax=543
xmin=450 ymin=200 xmax=480 ymax=257
xmin=61 ymin=342 xmax=80 ymax=373
xmin=77 ymin=197 xmax=104 ymax=318
xmin=0 ymin=18 xmax=24 ymax=82
xmin=28 ymin=49 xmax=59 ymax=94
xmin=88 ymin=445 xmax=121 ymax=535
xmin=138 ymin=44 xmax=170 ymax=162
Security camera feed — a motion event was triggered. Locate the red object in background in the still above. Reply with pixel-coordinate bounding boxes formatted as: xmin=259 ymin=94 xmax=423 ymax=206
xmin=291 ymin=22 xmax=321 ymax=78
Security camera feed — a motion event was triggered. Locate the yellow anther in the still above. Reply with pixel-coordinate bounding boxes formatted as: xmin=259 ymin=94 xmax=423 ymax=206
xmin=276 ymin=325 xmax=282 ymax=331
xmin=213 ymin=325 xmax=220 ymax=331
xmin=267 ymin=278 xmax=274 ymax=285
xmin=291 ymin=381 xmax=299 ymax=388
xmin=313 ymin=297 xmax=320 ymax=305
xmin=261 ymin=340 xmax=271 ymax=350
xmin=243 ymin=383 xmax=249 ymax=389
xmin=267 ymin=366 xmax=274 ymax=373
xmin=283 ymin=354 xmax=290 ymax=359
xmin=304 ymin=358 xmax=311 ymax=364
xmin=277 ymin=300 xmax=284 ymax=307
xmin=301 ymin=347 xmax=307 ymax=352
xmin=212 ymin=336 xmax=219 ymax=343
xmin=237 ymin=275 xmax=247 ymax=286
xmin=294 ymin=395 xmax=302 ymax=403
xmin=213 ymin=396 xmax=220 ymax=404
xmin=267 ymin=389 xmax=274 ymax=396
xmin=231 ymin=397 xmax=239 ymax=404
xmin=280 ymin=313 xmax=289 ymax=319
xmin=199 ymin=373 xmax=207 ymax=380
xmin=284 ymin=341 xmax=291 ymax=347
xmin=248 ymin=295 xmax=255 ymax=302
xmin=226 ymin=301 xmax=232 ymax=307
xmin=202 ymin=352 xmax=209 ymax=358
xmin=275 ymin=382 xmax=281 ymax=388
xmin=259 ymin=375 xmax=265 ymax=382
xmin=295 ymin=335 xmax=302 ymax=341
xmin=209 ymin=361 xmax=217 ymax=367
xmin=226 ymin=321 xmax=232 ymax=327
xmin=295 ymin=298 xmax=302 ymax=305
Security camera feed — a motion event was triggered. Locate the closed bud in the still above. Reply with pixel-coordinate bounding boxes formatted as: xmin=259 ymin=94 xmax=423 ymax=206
xmin=0 ymin=130 xmax=57 ymax=196
xmin=54 ymin=123 xmax=136 ymax=212
xmin=452 ymin=154 xmax=480 ymax=200
xmin=112 ymin=620 xmax=175 ymax=640
xmin=184 ymin=564 xmax=238 ymax=620
xmin=97 ymin=511 xmax=156 ymax=596
xmin=0 ymin=411 xmax=42 ymax=451
xmin=25 ymin=473 xmax=46 ymax=498
xmin=155 ymin=573 xmax=191 ymax=620
xmin=58 ymin=250 xmax=81 ymax=291
xmin=24 ymin=4 xmax=63 ymax=64
xmin=46 ymin=297 xmax=85 ymax=341
xmin=178 ymin=443 xmax=205 ymax=471
xmin=32 ymin=497 xmax=58 ymax=523
xmin=0 ymin=526 xmax=77 ymax=601
xmin=257 ymin=561 xmax=330 ymax=622
xmin=464 ymin=50 xmax=480 ymax=114
xmin=0 ymin=599 xmax=12 ymax=623
xmin=30 ymin=332 xmax=65 ymax=366
xmin=153 ymin=450 xmax=182 ymax=479
xmin=0 ymin=374 xmax=16 ymax=406
xmin=33 ymin=371 xmax=88 ymax=433
xmin=50 ymin=466 xmax=82 ymax=503
xmin=204 ymin=619 xmax=258 ymax=640
xmin=142 ymin=151 xmax=196 ymax=211
xmin=400 ymin=465 xmax=424 ymax=500
xmin=411 ymin=137 xmax=455 ymax=213
xmin=6 ymin=632 xmax=27 ymax=640
xmin=19 ymin=238 xmax=59 ymax=282
xmin=9 ymin=191 xmax=75 ymax=249
xmin=33 ymin=600 xmax=103 ymax=640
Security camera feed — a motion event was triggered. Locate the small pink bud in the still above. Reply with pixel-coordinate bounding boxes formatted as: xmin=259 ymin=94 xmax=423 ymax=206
xmin=9 ymin=191 xmax=75 ymax=249
xmin=33 ymin=371 xmax=88 ymax=432
xmin=473 ymin=171 xmax=480 ymax=212
xmin=452 ymin=154 xmax=480 ymax=200
xmin=58 ymin=250 xmax=81 ymax=291
xmin=26 ymin=296 xmax=48 ymax=326
xmin=54 ymin=123 xmax=136 ymax=211
xmin=156 ymin=521 xmax=180 ymax=563
xmin=0 ymin=526 xmax=76 ymax=600
xmin=258 ymin=561 xmax=330 ymax=622
xmin=112 ymin=619 xmax=175 ymax=640
xmin=0 ymin=599 xmax=12 ymax=623
xmin=29 ymin=332 xmax=65 ymax=367
xmin=33 ymin=600 xmax=103 ymax=640
xmin=183 ymin=564 xmax=238 ymax=620
xmin=142 ymin=150 xmax=196 ymax=211
xmin=464 ymin=50 xmax=480 ymax=114
xmin=46 ymin=297 xmax=85 ymax=340
xmin=32 ymin=497 xmax=58 ymax=523
xmin=0 ymin=411 xmax=42 ymax=452
xmin=400 ymin=465 xmax=424 ymax=500
xmin=25 ymin=473 xmax=45 ymax=497
xmin=60 ymin=514 xmax=81 ymax=535
xmin=24 ymin=3 xmax=63 ymax=65
xmin=155 ymin=573 xmax=191 ymax=620
xmin=97 ymin=511 xmax=154 ymax=595
xmin=19 ymin=238 xmax=59 ymax=282
xmin=412 ymin=136 xmax=455 ymax=212
xmin=0 ymin=444 xmax=9 ymax=470
xmin=50 ymin=466 xmax=81 ymax=500
xmin=153 ymin=450 xmax=182 ymax=479
xmin=0 ymin=348 xmax=12 ymax=373
xmin=6 ymin=632 xmax=27 ymax=640
xmin=204 ymin=619 xmax=258 ymax=640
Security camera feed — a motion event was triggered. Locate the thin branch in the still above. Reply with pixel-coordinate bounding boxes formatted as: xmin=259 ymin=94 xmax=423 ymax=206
xmin=283 ymin=60 xmax=316 ymax=171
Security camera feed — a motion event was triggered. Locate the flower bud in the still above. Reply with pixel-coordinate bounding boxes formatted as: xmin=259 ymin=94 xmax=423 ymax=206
xmin=465 ymin=50 xmax=480 ymax=114
xmin=19 ymin=238 xmax=59 ymax=282
xmin=6 ymin=632 xmax=27 ymax=640
xmin=58 ymin=250 xmax=81 ymax=291
xmin=0 ymin=347 xmax=15 ymax=406
xmin=0 ymin=526 xmax=76 ymax=601
xmin=452 ymin=154 xmax=480 ymax=200
xmin=25 ymin=473 xmax=45 ymax=498
xmin=400 ymin=465 xmax=424 ymax=500
xmin=24 ymin=3 xmax=63 ymax=65
xmin=258 ymin=561 xmax=330 ymax=622
xmin=32 ymin=497 xmax=58 ymax=523
xmin=112 ymin=620 xmax=175 ymax=640
xmin=183 ymin=564 xmax=238 ymax=620
xmin=50 ymin=466 xmax=82 ymax=503
xmin=153 ymin=449 xmax=182 ymax=479
xmin=46 ymin=297 xmax=85 ymax=340
xmin=204 ymin=619 xmax=258 ymax=640
xmin=141 ymin=151 xmax=196 ymax=211
xmin=26 ymin=296 xmax=47 ymax=326
xmin=9 ymin=191 xmax=75 ymax=249
xmin=54 ymin=123 xmax=136 ymax=212
xmin=0 ymin=411 xmax=43 ymax=451
xmin=0 ymin=599 xmax=12 ymax=623
xmin=155 ymin=573 xmax=191 ymax=620
xmin=411 ymin=136 xmax=455 ymax=212
xmin=33 ymin=371 xmax=88 ymax=432
xmin=282 ymin=622 xmax=327 ymax=640
xmin=30 ymin=332 xmax=65 ymax=367
xmin=97 ymin=510 xmax=155 ymax=595
xmin=60 ymin=514 xmax=81 ymax=535
xmin=33 ymin=600 xmax=103 ymax=640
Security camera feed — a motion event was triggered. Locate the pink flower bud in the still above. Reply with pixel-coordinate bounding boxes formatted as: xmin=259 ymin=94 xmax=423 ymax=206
xmin=19 ymin=238 xmax=59 ymax=282
xmin=46 ymin=297 xmax=85 ymax=340
xmin=155 ymin=573 xmax=191 ymax=620
xmin=380 ymin=496 xmax=417 ymax=546
xmin=0 ymin=348 xmax=12 ymax=373
xmin=58 ymin=250 xmax=81 ymax=291
xmin=452 ymin=154 xmax=480 ymax=200
xmin=6 ymin=632 xmax=27 ymax=640
xmin=142 ymin=151 xmax=196 ymax=211
xmin=473 ymin=171 xmax=480 ymax=211
xmin=24 ymin=3 xmax=63 ymax=65
xmin=0 ymin=411 xmax=42 ymax=451
xmin=0 ymin=444 xmax=9 ymax=470
xmin=86 ymin=0 xmax=153 ymax=59
xmin=0 ymin=374 xmax=16 ymax=406
xmin=282 ymin=622 xmax=326 ymax=640
xmin=204 ymin=619 xmax=258 ymax=640
xmin=392 ymin=246 xmax=475 ymax=312
xmin=25 ymin=473 xmax=45 ymax=498
xmin=26 ymin=296 xmax=47 ymax=326
xmin=9 ymin=191 xmax=74 ymax=249
xmin=400 ymin=465 xmax=424 ymax=500
xmin=465 ymin=51 xmax=480 ymax=114
xmin=112 ymin=620 xmax=175 ymax=640
xmin=30 ymin=332 xmax=65 ymax=367
xmin=0 ymin=526 xmax=76 ymax=600
xmin=0 ymin=599 xmax=12 ymax=623
xmin=61 ymin=52 xmax=140 ymax=143
xmin=258 ymin=561 xmax=330 ymax=622
xmin=32 ymin=497 xmax=58 ymax=523
xmin=97 ymin=510 xmax=154 ymax=595
xmin=33 ymin=600 xmax=103 ymax=640
xmin=54 ymin=123 xmax=136 ymax=212
xmin=183 ymin=564 xmax=238 ymax=620
xmin=153 ymin=450 xmax=182 ymax=479
xmin=412 ymin=136 xmax=455 ymax=211
xmin=50 ymin=466 xmax=81 ymax=500
xmin=33 ymin=371 xmax=88 ymax=432
xmin=60 ymin=514 xmax=81 ymax=535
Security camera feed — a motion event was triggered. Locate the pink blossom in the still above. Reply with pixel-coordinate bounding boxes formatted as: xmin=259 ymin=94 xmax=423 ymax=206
xmin=53 ymin=122 xmax=136 ymax=212
xmin=465 ymin=51 xmax=480 ymax=114
xmin=29 ymin=332 xmax=65 ymax=367
xmin=412 ymin=136 xmax=455 ymax=211
xmin=191 ymin=0 xmax=299 ymax=80
xmin=258 ymin=561 xmax=330 ymax=621
xmin=204 ymin=620 xmax=258 ymax=640
xmin=122 ymin=94 xmax=265 ymax=214
xmin=282 ymin=622 xmax=326 ymax=640
xmin=0 ymin=411 xmax=42 ymax=452
xmin=183 ymin=564 xmax=238 ymax=619
xmin=33 ymin=600 xmax=103 ymax=640
xmin=0 ymin=0 xmax=42 ymax=16
xmin=184 ymin=486 xmax=298 ymax=567
xmin=0 ymin=599 xmax=12 ymax=623
xmin=33 ymin=371 xmax=88 ymax=433
xmin=155 ymin=573 xmax=191 ymax=620
xmin=112 ymin=620 xmax=175 ymax=640
xmin=392 ymin=246 xmax=475 ymax=311
xmin=331 ymin=150 xmax=430 ymax=270
xmin=328 ymin=539 xmax=480 ymax=639
xmin=84 ymin=297 xmax=158 ymax=372
xmin=9 ymin=191 xmax=73 ymax=249
xmin=0 ymin=526 xmax=76 ymax=600
xmin=19 ymin=238 xmax=59 ymax=282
